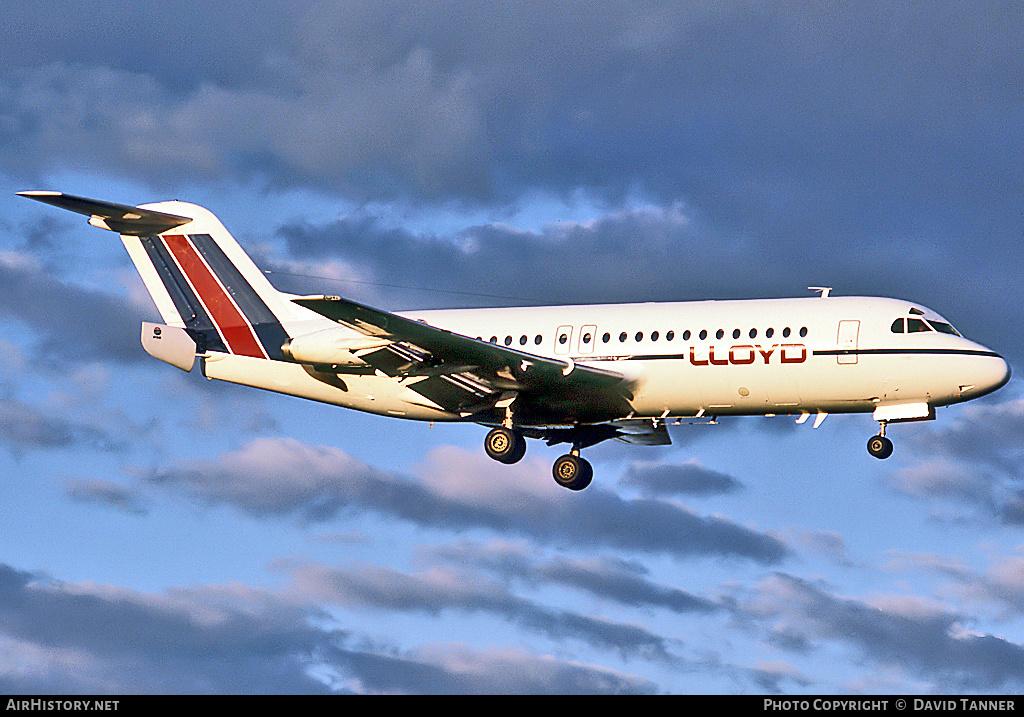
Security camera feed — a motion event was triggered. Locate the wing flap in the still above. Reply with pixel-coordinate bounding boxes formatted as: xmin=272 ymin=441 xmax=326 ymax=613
xmin=609 ymin=418 xmax=672 ymax=446
xmin=540 ymin=419 xmax=672 ymax=449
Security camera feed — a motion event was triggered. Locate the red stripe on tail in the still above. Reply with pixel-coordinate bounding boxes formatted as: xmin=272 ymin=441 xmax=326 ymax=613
xmin=162 ymin=235 xmax=267 ymax=358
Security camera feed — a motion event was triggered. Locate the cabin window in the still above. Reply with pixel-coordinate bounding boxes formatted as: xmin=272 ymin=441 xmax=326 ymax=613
xmin=519 ymin=335 xmax=527 ymax=345
xmin=749 ymin=328 xmax=757 ymax=339
xmin=505 ymin=336 xmax=513 ymax=346
xmin=535 ymin=334 xmax=543 ymax=345
xmin=800 ymin=327 xmax=808 ymax=337
xmin=666 ymin=330 xmax=675 ymax=341
xmin=635 ymin=331 xmax=644 ymax=342
xmin=582 ymin=332 xmax=592 ymax=345
xmin=716 ymin=329 xmax=724 ymax=340
xmin=766 ymin=328 xmax=774 ymax=338
xmin=783 ymin=327 xmax=791 ymax=338
xmin=732 ymin=328 xmax=741 ymax=339
xmin=490 ymin=336 xmax=497 ymax=343
xmin=682 ymin=330 xmax=690 ymax=340
xmin=558 ymin=333 xmax=568 ymax=345
xmin=907 ymin=318 xmax=930 ymax=333
xmin=619 ymin=331 xmax=627 ymax=342
xmin=602 ymin=332 xmax=610 ymax=343
xmin=651 ymin=331 xmax=659 ymax=341
xmin=890 ymin=319 xmax=904 ymax=333
xmin=699 ymin=330 xmax=707 ymax=340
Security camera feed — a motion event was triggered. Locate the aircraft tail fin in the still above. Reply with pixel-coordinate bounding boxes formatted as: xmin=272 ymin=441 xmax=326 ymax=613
xmin=19 ymin=191 xmax=297 ymax=361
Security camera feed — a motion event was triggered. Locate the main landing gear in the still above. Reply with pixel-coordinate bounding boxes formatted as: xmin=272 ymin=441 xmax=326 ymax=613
xmin=483 ymin=426 xmax=526 ymax=464
xmin=867 ymin=421 xmax=894 ymax=459
xmin=552 ymin=451 xmax=593 ymax=491
xmin=483 ymin=427 xmax=594 ymax=491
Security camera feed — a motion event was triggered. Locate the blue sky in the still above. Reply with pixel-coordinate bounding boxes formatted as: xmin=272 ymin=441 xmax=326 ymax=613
xmin=1 ymin=1 xmax=1024 ymax=694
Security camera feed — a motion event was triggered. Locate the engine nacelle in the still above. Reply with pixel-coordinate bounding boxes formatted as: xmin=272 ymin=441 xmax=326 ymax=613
xmin=281 ymin=328 xmax=390 ymax=365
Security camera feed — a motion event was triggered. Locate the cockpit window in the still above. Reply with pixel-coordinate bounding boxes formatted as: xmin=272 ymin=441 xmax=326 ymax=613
xmin=893 ymin=315 xmax=959 ymax=335
xmin=927 ymin=320 xmax=961 ymax=336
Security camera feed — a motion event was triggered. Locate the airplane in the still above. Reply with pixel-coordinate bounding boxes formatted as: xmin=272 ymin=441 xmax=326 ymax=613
xmin=19 ymin=191 xmax=1011 ymax=491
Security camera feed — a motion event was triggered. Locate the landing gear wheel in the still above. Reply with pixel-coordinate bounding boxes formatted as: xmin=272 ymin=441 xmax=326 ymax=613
xmin=867 ymin=435 xmax=894 ymax=459
xmin=484 ymin=427 xmax=526 ymax=464
xmin=552 ymin=454 xmax=593 ymax=491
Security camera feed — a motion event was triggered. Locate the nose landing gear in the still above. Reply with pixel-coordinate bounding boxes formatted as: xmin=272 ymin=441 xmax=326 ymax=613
xmin=867 ymin=421 xmax=894 ymax=459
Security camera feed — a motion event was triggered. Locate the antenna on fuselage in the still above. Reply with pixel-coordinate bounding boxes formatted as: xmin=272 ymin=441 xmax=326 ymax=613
xmin=808 ymin=286 xmax=832 ymax=298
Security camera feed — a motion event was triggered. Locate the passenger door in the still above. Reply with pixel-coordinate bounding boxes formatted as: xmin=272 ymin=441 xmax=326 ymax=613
xmin=837 ymin=320 xmax=860 ymax=364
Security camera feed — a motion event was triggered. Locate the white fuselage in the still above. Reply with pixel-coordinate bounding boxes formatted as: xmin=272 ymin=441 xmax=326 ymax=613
xmin=202 ymin=295 xmax=1010 ymax=425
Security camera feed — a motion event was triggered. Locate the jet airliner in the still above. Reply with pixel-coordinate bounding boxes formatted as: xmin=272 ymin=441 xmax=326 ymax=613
xmin=20 ymin=191 xmax=1011 ymax=490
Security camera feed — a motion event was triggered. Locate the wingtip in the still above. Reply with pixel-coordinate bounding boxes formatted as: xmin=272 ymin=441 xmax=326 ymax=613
xmin=17 ymin=190 xmax=62 ymax=198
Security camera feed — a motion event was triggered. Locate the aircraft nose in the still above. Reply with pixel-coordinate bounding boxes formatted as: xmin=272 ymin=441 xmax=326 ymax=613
xmin=993 ymin=354 xmax=1012 ymax=391
xmin=961 ymin=350 xmax=1011 ymax=400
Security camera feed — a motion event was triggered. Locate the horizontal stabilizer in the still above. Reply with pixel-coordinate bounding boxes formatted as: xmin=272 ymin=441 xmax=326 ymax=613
xmin=18 ymin=191 xmax=192 ymax=235
xmin=141 ymin=322 xmax=196 ymax=372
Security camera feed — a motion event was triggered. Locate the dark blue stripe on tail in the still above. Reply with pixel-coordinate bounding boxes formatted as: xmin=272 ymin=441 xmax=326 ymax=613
xmin=188 ymin=234 xmax=290 ymax=360
xmin=140 ymin=236 xmax=228 ymax=354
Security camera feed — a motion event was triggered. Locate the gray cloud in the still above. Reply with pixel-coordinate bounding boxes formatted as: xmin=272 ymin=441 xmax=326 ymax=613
xmin=0 ymin=563 xmax=334 ymax=693
xmin=3 ymin=1 xmax=1021 ymax=360
xmin=145 ymin=436 xmax=474 ymax=524
xmin=0 ymin=252 xmax=145 ymax=366
xmin=431 ymin=540 xmax=721 ymax=614
xmin=287 ymin=560 xmax=675 ymax=661
xmin=892 ymin=396 xmax=1024 ymax=523
xmin=535 ymin=556 xmax=720 ymax=613
xmin=751 ymin=572 xmax=1024 ymax=690
xmin=3 ymin=2 xmax=1022 ymax=218
xmin=147 ymin=437 xmax=788 ymax=563
xmin=328 ymin=642 xmax=657 ymax=695
xmin=0 ymin=28 xmax=486 ymax=197
xmin=0 ymin=561 xmax=657 ymax=694
xmin=0 ymin=396 xmax=74 ymax=452
xmin=620 ymin=459 xmax=743 ymax=497
xmin=889 ymin=552 xmax=1024 ymax=617
xmin=66 ymin=479 xmax=148 ymax=516
xmin=271 ymin=202 xmax=819 ymax=314
xmin=907 ymin=397 xmax=1024 ymax=478
xmin=0 ymin=394 xmax=123 ymax=455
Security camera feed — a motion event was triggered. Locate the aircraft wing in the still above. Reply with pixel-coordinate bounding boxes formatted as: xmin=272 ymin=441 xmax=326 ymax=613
xmin=293 ymin=295 xmax=634 ymax=422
